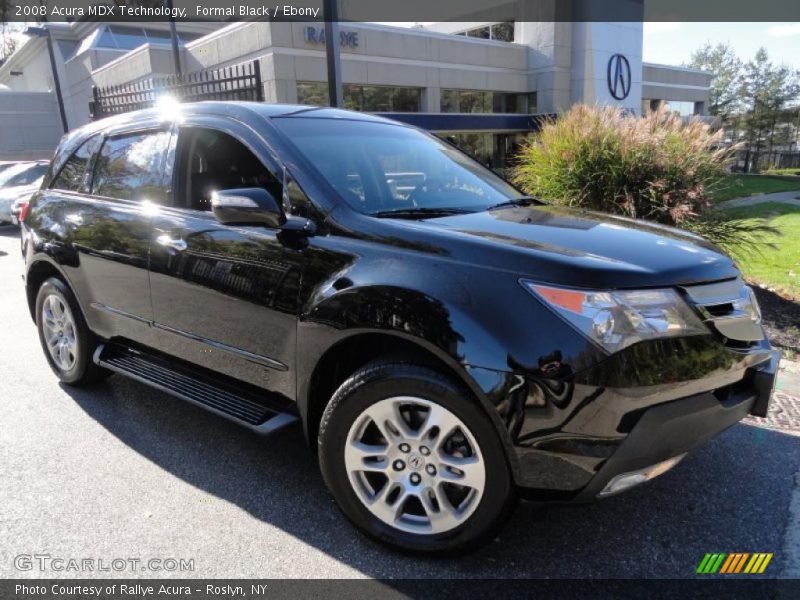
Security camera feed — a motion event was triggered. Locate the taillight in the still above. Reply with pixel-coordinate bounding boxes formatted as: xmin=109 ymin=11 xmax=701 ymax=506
xmin=18 ymin=201 xmax=30 ymax=223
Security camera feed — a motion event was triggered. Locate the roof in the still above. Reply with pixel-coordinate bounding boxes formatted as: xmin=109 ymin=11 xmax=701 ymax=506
xmin=88 ymin=101 xmax=402 ymax=131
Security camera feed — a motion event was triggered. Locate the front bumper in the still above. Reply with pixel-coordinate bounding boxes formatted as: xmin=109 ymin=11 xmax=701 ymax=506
xmin=470 ymin=341 xmax=780 ymax=501
xmin=572 ymin=350 xmax=778 ymax=501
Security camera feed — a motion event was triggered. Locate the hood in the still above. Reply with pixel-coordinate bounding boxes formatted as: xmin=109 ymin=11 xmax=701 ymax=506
xmin=415 ymin=204 xmax=738 ymax=289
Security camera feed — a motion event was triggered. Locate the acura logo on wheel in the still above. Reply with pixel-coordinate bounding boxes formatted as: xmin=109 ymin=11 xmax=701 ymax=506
xmin=408 ymin=454 xmax=424 ymax=470
xmin=607 ymin=54 xmax=631 ymax=100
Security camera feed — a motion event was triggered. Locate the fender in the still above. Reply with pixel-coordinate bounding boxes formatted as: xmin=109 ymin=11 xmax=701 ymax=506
xmin=23 ymin=252 xmax=78 ymax=321
xmin=295 ymin=283 xmax=526 ymax=480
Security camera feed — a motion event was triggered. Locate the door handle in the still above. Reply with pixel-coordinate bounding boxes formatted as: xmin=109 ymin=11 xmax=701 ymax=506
xmin=156 ymin=234 xmax=188 ymax=252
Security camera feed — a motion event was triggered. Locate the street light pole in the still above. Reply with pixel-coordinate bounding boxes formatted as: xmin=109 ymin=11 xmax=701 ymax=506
xmin=165 ymin=0 xmax=182 ymax=77
xmin=323 ymin=0 xmax=343 ymax=107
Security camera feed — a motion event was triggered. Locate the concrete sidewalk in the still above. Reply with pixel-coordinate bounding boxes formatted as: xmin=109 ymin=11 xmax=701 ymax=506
xmin=715 ymin=190 xmax=800 ymax=211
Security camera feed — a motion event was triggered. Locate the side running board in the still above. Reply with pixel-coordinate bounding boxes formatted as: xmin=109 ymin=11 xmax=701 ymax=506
xmin=94 ymin=343 xmax=298 ymax=435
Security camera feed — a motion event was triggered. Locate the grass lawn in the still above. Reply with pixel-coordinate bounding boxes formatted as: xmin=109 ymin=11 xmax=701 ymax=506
xmin=720 ymin=202 xmax=800 ymax=299
xmin=709 ymin=174 xmax=800 ymax=204
xmin=764 ymin=168 xmax=800 ymax=176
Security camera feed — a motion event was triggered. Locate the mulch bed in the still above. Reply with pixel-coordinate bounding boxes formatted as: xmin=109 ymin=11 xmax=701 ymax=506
xmin=751 ymin=285 xmax=800 ymax=354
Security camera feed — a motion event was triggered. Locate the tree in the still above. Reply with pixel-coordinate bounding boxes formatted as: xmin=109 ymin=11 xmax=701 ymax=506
xmin=1 ymin=22 xmax=22 ymax=64
xmin=687 ymin=43 xmax=744 ymax=120
xmin=740 ymin=48 xmax=800 ymax=171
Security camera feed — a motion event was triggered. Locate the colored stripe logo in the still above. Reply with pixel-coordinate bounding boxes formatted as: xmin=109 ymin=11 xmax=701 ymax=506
xmin=697 ymin=553 xmax=773 ymax=574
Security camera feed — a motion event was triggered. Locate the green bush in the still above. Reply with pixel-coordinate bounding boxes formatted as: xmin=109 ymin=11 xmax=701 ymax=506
xmin=511 ymin=105 xmax=776 ymax=255
xmin=512 ymin=105 xmax=733 ymax=223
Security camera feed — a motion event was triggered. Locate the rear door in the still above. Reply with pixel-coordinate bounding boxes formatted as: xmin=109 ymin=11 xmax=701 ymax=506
xmin=147 ymin=117 xmax=304 ymax=398
xmin=55 ymin=125 xmax=173 ymax=345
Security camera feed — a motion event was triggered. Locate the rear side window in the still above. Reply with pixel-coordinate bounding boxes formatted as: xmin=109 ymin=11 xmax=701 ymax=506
xmin=92 ymin=130 xmax=171 ymax=203
xmin=52 ymin=136 xmax=101 ymax=192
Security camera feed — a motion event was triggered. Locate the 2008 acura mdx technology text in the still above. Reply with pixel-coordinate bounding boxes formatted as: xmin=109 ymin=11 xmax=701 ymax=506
xmin=18 ymin=102 xmax=779 ymax=554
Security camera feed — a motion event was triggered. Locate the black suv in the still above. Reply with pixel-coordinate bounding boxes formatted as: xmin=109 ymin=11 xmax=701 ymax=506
xmin=20 ymin=102 xmax=778 ymax=554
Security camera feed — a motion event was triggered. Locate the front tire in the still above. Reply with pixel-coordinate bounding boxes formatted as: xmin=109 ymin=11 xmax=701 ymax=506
xmin=318 ymin=362 xmax=516 ymax=555
xmin=35 ymin=277 xmax=109 ymax=386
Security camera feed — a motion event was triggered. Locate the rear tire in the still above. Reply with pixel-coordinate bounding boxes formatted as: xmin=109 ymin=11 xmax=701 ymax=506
xmin=35 ymin=277 xmax=110 ymax=386
xmin=318 ymin=361 xmax=516 ymax=555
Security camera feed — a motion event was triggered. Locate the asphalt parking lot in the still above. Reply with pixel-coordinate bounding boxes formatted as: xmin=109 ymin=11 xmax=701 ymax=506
xmin=1 ymin=223 xmax=799 ymax=581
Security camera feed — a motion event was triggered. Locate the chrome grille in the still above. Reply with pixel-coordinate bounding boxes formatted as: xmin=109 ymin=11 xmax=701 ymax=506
xmin=681 ymin=278 xmax=764 ymax=347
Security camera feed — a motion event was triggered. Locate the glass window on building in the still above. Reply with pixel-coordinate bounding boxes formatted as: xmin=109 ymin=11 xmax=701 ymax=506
xmin=454 ymin=22 xmax=514 ymax=42
xmin=94 ymin=26 xmax=203 ymax=51
xmin=296 ymin=82 xmax=421 ymax=112
xmin=491 ymin=22 xmax=515 ymax=42
xmin=467 ymin=26 xmax=491 ymax=39
xmin=296 ymin=82 xmax=329 ymax=106
xmin=527 ymin=92 xmax=538 ymax=114
xmin=345 ymin=85 xmax=422 ymax=112
xmin=445 ymin=132 xmax=531 ymax=171
xmin=441 ymin=89 xmax=530 ymax=114
xmin=642 ymin=99 xmax=699 ymax=117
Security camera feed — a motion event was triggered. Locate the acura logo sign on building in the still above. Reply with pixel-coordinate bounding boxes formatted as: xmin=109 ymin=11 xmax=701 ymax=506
xmin=607 ymin=54 xmax=631 ymax=100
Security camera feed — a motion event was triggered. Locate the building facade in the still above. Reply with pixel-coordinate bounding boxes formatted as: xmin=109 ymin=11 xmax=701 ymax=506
xmin=0 ymin=20 xmax=711 ymax=165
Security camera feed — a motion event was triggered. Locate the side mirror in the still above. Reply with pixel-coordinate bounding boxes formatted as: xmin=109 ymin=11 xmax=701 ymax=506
xmin=211 ymin=187 xmax=286 ymax=228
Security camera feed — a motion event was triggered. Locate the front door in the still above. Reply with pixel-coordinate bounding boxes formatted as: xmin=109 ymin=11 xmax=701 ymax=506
xmin=147 ymin=121 xmax=302 ymax=398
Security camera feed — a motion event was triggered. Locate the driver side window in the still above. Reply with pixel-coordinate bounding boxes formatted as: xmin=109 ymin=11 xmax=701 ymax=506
xmin=175 ymin=128 xmax=282 ymax=212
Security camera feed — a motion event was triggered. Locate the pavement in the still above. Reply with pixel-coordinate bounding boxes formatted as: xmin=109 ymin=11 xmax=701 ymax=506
xmin=0 ymin=223 xmax=799 ymax=581
xmin=715 ymin=190 xmax=800 ymax=211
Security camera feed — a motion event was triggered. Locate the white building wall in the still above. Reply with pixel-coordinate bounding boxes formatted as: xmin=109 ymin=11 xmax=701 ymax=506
xmin=3 ymin=47 xmax=52 ymax=92
xmin=570 ymin=22 xmax=643 ymax=113
xmin=0 ymin=91 xmax=63 ymax=160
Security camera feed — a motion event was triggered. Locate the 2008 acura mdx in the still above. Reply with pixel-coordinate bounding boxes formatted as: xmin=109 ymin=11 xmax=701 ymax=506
xmin=18 ymin=102 xmax=779 ymax=554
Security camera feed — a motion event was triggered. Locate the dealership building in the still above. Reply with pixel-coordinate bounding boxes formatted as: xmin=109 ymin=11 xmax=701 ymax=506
xmin=0 ymin=18 xmax=712 ymax=166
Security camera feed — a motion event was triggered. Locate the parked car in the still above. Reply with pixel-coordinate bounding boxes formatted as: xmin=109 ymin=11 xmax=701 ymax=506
xmin=19 ymin=103 xmax=778 ymax=555
xmin=0 ymin=161 xmax=48 ymax=224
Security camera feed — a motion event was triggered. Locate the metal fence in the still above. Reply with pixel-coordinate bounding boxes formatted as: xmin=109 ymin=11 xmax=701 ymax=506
xmin=90 ymin=60 xmax=263 ymax=120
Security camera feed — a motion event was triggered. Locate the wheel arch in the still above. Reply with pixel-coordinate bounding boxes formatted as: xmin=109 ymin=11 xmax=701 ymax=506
xmin=25 ymin=259 xmax=70 ymax=322
xmin=300 ymin=330 xmax=520 ymax=478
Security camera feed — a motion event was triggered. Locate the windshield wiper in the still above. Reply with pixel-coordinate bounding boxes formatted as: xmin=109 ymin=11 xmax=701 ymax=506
xmin=486 ymin=196 xmax=541 ymax=210
xmin=371 ymin=207 xmax=473 ymax=219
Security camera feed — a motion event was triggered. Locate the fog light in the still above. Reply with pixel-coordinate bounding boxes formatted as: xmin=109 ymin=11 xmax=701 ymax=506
xmin=597 ymin=453 xmax=686 ymax=498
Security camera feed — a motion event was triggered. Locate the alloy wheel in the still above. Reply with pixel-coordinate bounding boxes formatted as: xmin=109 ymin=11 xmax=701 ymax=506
xmin=344 ymin=396 xmax=486 ymax=535
xmin=41 ymin=294 xmax=78 ymax=372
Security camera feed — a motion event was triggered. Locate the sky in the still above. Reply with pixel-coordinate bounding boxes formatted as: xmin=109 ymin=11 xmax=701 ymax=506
xmin=379 ymin=22 xmax=800 ymax=70
xmin=643 ymin=22 xmax=800 ymax=69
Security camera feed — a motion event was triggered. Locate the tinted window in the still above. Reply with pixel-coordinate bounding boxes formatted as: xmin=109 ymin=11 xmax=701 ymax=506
xmin=92 ymin=131 xmax=171 ymax=203
xmin=273 ymin=118 xmax=519 ymax=215
xmin=52 ymin=136 xmax=101 ymax=192
xmin=177 ymin=128 xmax=281 ymax=212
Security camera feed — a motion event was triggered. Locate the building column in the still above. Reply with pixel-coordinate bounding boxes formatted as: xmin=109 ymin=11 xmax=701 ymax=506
xmin=423 ymin=87 xmax=440 ymax=113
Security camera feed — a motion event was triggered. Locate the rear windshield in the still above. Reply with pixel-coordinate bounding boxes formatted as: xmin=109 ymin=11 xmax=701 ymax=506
xmin=273 ymin=117 xmax=520 ymax=216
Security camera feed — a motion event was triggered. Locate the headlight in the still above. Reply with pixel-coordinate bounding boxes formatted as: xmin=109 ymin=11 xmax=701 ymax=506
xmin=520 ymin=280 xmax=708 ymax=353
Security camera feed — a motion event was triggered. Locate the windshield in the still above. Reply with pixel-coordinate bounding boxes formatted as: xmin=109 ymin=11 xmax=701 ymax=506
xmin=273 ymin=117 xmax=521 ymax=216
xmin=0 ymin=164 xmax=48 ymax=187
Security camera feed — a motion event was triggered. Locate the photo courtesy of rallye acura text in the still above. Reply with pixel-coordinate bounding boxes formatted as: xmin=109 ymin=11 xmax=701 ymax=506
xmin=18 ymin=101 xmax=779 ymax=555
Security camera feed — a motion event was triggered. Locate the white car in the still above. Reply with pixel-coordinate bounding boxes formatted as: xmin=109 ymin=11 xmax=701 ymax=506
xmin=0 ymin=162 xmax=49 ymax=224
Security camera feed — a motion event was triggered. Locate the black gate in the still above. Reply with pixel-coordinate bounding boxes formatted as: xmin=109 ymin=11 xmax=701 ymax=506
xmin=90 ymin=60 xmax=263 ymax=120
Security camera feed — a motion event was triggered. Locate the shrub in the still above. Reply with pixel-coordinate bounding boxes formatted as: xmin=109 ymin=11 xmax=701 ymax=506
xmin=510 ymin=104 xmax=776 ymax=255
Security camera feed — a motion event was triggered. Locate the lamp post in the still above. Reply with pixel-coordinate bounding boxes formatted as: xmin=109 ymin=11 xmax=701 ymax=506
xmin=165 ymin=0 xmax=182 ymax=76
xmin=323 ymin=0 xmax=343 ymax=107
